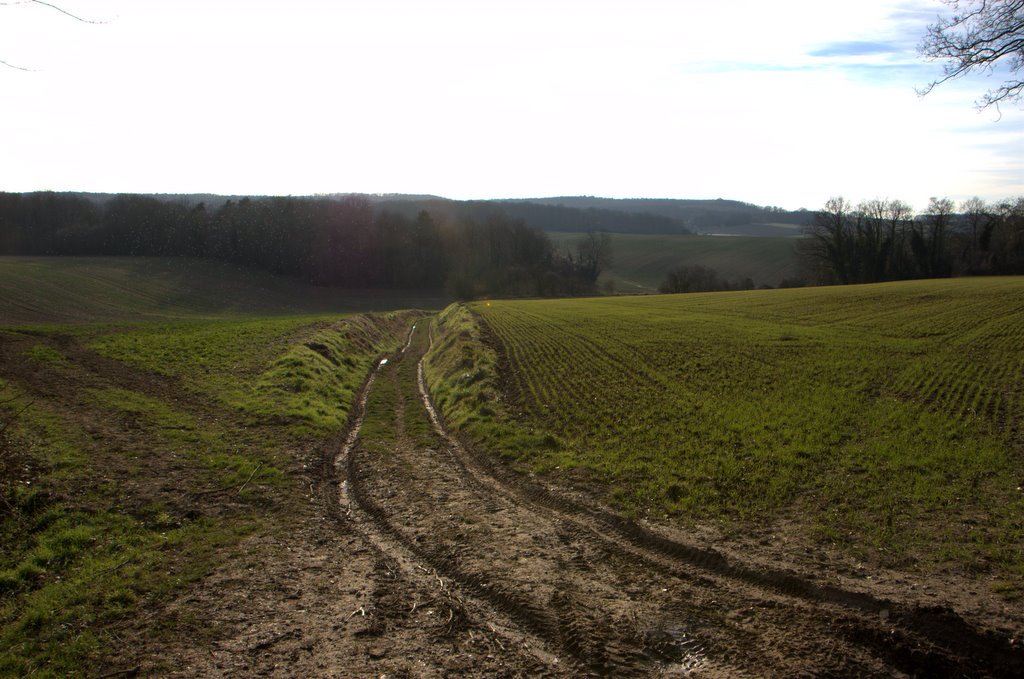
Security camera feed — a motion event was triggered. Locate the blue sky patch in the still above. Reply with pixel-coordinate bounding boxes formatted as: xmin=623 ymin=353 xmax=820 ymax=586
xmin=809 ymin=41 xmax=901 ymax=57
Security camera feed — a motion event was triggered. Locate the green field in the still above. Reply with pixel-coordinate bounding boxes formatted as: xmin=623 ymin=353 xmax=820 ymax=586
xmin=426 ymin=278 xmax=1024 ymax=585
xmin=547 ymin=232 xmax=801 ymax=292
xmin=0 ymin=256 xmax=449 ymax=325
xmin=0 ymin=257 xmax=423 ymax=674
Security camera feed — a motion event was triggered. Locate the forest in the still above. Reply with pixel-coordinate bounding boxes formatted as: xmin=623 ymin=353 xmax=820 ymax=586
xmin=799 ymin=196 xmax=1024 ymax=284
xmin=0 ymin=192 xmax=608 ymax=299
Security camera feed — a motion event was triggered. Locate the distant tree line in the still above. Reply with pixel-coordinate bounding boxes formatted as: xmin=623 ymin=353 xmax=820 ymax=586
xmin=0 ymin=192 xmax=610 ymax=298
xmin=798 ymin=196 xmax=1024 ymax=285
xmin=370 ymin=196 xmax=811 ymax=235
xmin=375 ymin=198 xmax=687 ymax=235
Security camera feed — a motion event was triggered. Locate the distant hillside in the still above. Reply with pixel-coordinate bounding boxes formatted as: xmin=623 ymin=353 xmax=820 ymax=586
xmin=372 ymin=195 xmax=812 ymax=235
xmin=521 ymin=196 xmax=811 ymax=235
xmin=0 ymin=257 xmax=449 ymax=325
xmin=548 ymin=232 xmax=800 ymax=291
xmin=373 ymin=198 xmax=689 ymax=234
xmin=53 ymin=192 xmax=249 ymax=209
xmin=11 ymin=192 xmax=811 ymax=237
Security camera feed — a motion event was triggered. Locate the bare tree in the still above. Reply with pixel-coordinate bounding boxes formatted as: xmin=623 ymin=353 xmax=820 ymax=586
xmin=800 ymin=197 xmax=919 ymax=284
xmin=959 ymin=196 xmax=990 ymax=269
xmin=918 ymin=0 xmax=1024 ymax=110
xmin=911 ymin=197 xmax=957 ymax=277
xmin=800 ymin=196 xmax=855 ymax=284
xmin=573 ymin=231 xmax=612 ymax=284
xmin=856 ymin=199 xmax=893 ymax=282
xmin=883 ymin=199 xmax=915 ymax=278
xmin=989 ymin=196 xmax=1024 ymax=271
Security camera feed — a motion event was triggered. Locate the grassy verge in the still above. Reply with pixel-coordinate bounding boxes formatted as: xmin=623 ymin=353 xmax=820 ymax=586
xmin=423 ymin=305 xmax=559 ymax=462
xmin=91 ymin=312 xmax=411 ymax=435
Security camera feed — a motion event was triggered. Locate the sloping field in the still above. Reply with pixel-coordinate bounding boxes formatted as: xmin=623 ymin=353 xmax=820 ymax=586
xmin=547 ymin=232 xmax=800 ymax=291
xmin=432 ymin=278 xmax=1024 ymax=587
xmin=0 ymin=256 xmax=449 ymax=325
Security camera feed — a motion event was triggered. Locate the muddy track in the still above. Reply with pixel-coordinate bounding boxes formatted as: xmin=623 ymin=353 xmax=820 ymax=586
xmin=415 ymin=343 xmax=1024 ymax=676
xmin=326 ymin=322 xmax=1023 ymax=677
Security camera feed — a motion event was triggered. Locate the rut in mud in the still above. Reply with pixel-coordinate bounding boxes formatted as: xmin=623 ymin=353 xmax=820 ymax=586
xmin=329 ymin=322 xmax=1023 ymax=677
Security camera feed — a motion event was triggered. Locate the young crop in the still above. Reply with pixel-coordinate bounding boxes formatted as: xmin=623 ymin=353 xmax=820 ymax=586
xmin=429 ymin=278 xmax=1024 ymax=579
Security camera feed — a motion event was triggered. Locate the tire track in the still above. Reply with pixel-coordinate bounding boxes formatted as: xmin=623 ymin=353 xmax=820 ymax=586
xmin=321 ymin=347 xmax=562 ymax=676
xmin=337 ymin=328 xmax=723 ymax=676
xmin=329 ymin=348 xmax=581 ymax=675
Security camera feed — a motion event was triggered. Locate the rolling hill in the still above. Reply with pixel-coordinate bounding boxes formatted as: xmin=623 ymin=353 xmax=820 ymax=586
xmin=0 ymin=256 xmax=449 ymax=325
xmin=547 ymin=231 xmax=802 ymax=291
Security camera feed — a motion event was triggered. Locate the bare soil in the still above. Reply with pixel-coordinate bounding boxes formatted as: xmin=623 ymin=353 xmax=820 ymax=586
xmin=4 ymin=324 xmax=1022 ymax=677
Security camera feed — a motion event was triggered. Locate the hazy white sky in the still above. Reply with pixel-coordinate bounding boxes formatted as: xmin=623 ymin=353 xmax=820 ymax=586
xmin=1 ymin=0 xmax=1021 ymax=210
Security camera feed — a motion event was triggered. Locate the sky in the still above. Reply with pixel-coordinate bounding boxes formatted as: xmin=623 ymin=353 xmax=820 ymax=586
xmin=1 ymin=0 xmax=1021 ymax=211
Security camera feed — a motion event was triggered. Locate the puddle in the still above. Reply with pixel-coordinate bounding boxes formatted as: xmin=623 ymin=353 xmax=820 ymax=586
xmin=645 ymin=624 xmax=707 ymax=673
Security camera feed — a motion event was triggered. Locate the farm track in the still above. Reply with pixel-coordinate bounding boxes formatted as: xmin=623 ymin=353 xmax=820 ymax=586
xmin=328 ymin=322 xmax=1024 ymax=677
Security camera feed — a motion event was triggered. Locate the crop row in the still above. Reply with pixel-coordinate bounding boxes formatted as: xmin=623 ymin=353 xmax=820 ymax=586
xmin=471 ymin=278 xmax=1024 ymax=574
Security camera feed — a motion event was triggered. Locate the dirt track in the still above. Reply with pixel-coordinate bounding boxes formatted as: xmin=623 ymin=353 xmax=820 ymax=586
xmin=7 ymin=322 xmax=1020 ymax=676
xmin=322 ymin=323 xmax=1024 ymax=677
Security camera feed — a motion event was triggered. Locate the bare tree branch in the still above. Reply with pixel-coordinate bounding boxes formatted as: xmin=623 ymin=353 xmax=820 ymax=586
xmin=26 ymin=0 xmax=105 ymax=24
xmin=1 ymin=0 xmax=106 ymax=71
xmin=0 ymin=56 xmax=33 ymax=71
xmin=918 ymin=0 xmax=1024 ymax=109
xmin=0 ymin=0 xmax=104 ymax=23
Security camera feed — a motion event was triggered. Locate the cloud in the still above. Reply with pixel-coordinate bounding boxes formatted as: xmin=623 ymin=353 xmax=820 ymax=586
xmin=676 ymin=60 xmax=813 ymax=75
xmin=887 ymin=2 xmax=943 ymax=27
xmin=808 ymin=41 xmax=901 ymax=58
xmin=838 ymin=61 xmax=936 ymax=82
xmin=952 ymin=116 xmax=1024 ymax=134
